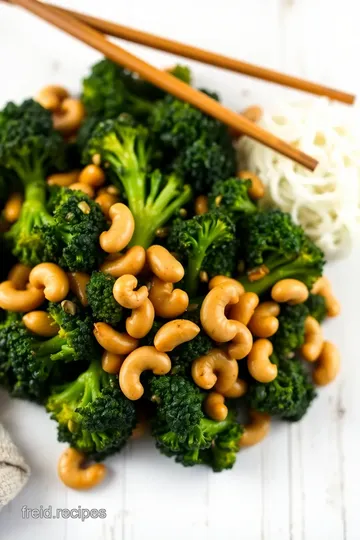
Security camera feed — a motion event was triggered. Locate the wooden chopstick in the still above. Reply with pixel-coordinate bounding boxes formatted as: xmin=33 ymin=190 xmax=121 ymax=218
xmin=6 ymin=0 xmax=318 ymax=171
xmin=40 ymin=2 xmax=354 ymax=106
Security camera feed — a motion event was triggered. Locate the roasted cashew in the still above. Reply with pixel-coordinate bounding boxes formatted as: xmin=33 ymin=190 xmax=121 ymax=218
xmin=4 ymin=193 xmax=22 ymax=223
xmin=113 ymin=274 xmax=148 ymax=309
xmin=93 ymin=322 xmax=138 ymax=354
xmin=248 ymin=301 xmax=280 ymax=338
xmin=229 ymin=292 xmax=259 ymax=325
xmin=126 ymin=298 xmax=155 ymax=339
xmin=271 ymin=279 xmax=309 ymax=305
xmin=29 ymin=263 xmax=69 ymax=302
xmin=0 ymin=281 xmax=44 ymax=312
xmin=204 ymin=392 xmax=228 ymax=421
xmin=36 ymin=85 xmax=69 ymax=111
xmin=311 ymin=276 xmax=340 ymax=317
xmin=247 ymin=265 xmax=270 ymax=283
xmin=154 ymin=319 xmax=200 ymax=352
xmin=149 ymin=277 xmax=189 ymax=318
xmin=301 ymin=316 xmax=324 ymax=362
xmin=95 ymin=192 xmax=119 ymax=219
xmin=208 ymin=275 xmax=245 ymax=296
xmin=47 ymin=170 xmax=80 ymax=187
xmin=101 ymin=350 xmax=124 ymax=374
xmin=100 ymin=203 xmax=135 ymax=254
xmin=247 ymin=339 xmax=278 ymax=383
xmin=237 ymin=170 xmax=265 ymax=200
xmin=200 ymin=283 xmax=242 ymax=342
xmin=79 ymin=164 xmax=105 ymax=187
xmin=69 ymin=182 xmax=95 ymax=198
xmin=227 ymin=323 xmax=253 ymax=360
xmin=67 ymin=272 xmax=90 ymax=307
xmin=8 ymin=264 xmax=31 ymax=290
xmin=191 ymin=349 xmax=238 ymax=393
xmin=119 ymin=346 xmax=171 ymax=400
xmin=313 ymin=341 xmax=340 ymax=386
xmin=131 ymin=418 xmax=148 ymax=440
xmin=100 ymin=246 xmax=146 ymax=278
xmin=58 ymin=448 xmax=106 ymax=490
xmin=194 ymin=195 xmax=208 ymax=215
xmin=222 ymin=379 xmax=248 ymax=398
xmin=53 ymin=98 xmax=85 ymax=134
xmin=146 ymin=245 xmax=184 ymax=283
xmin=23 ymin=311 xmax=59 ymax=337
xmin=239 ymin=411 xmax=271 ymax=448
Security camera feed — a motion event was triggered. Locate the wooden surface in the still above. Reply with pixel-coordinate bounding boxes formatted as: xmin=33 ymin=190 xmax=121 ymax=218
xmin=0 ymin=1 xmax=359 ymax=538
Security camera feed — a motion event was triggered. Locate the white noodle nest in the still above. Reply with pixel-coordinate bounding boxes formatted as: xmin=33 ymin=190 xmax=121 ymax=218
xmin=236 ymin=98 xmax=360 ymax=258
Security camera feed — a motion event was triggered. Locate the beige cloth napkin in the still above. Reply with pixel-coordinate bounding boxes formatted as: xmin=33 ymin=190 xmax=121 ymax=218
xmin=0 ymin=424 xmax=30 ymax=509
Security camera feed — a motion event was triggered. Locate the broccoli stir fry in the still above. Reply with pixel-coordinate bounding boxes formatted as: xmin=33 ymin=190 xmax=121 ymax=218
xmin=0 ymin=59 xmax=341 ymax=490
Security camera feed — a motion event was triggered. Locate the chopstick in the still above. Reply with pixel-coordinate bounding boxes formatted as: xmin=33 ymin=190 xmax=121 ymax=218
xmin=6 ymin=0 xmax=318 ymax=171
xmin=38 ymin=2 xmax=355 ymax=106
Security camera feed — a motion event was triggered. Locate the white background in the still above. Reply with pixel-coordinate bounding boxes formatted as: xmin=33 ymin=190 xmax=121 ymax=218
xmin=0 ymin=1 xmax=359 ymax=539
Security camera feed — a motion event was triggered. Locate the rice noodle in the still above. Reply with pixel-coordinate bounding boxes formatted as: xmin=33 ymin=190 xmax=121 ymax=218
xmin=236 ymin=98 xmax=360 ymax=258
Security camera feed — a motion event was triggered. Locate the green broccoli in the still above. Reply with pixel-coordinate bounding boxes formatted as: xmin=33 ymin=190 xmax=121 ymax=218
xmin=305 ymin=293 xmax=327 ymax=323
xmin=271 ymin=303 xmax=309 ymax=357
xmin=247 ymin=355 xmax=316 ymax=422
xmin=208 ymin=177 xmax=257 ymax=220
xmin=46 ymin=357 xmax=137 ymax=460
xmin=83 ymin=116 xmax=192 ymax=248
xmin=167 ymin=212 xmax=237 ymax=297
xmin=86 ymin=271 xmax=123 ymax=326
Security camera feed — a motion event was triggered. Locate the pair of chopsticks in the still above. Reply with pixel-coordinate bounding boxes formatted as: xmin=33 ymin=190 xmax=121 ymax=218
xmin=2 ymin=0 xmax=355 ymax=170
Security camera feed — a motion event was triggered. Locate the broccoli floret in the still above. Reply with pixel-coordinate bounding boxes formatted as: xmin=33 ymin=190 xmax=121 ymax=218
xmin=247 ymin=355 xmax=316 ymax=422
xmin=86 ymin=271 xmax=123 ymax=326
xmin=167 ymin=212 xmax=236 ymax=297
xmin=271 ymin=303 xmax=309 ymax=357
xmin=208 ymin=177 xmax=257 ymax=220
xmin=83 ymin=116 xmax=192 ymax=248
xmin=305 ymin=293 xmax=327 ymax=323
xmin=149 ymin=375 xmax=243 ymax=471
xmin=238 ymin=210 xmax=325 ymax=295
xmin=47 ymin=357 xmax=137 ymax=460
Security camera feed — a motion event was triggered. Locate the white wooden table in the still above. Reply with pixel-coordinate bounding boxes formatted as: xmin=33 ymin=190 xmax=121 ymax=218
xmin=0 ymin=1 xmax=359 ymax=538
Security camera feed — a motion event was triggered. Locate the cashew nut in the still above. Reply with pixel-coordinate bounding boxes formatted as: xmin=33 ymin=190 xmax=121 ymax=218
xmin=53 ymin=98 xmax=85 ymax=134
xmin=22 ymin=311 xmax=59 ymax=337
xmin=227 ymin=323 xmax=253 ymax=360
xmin=191 ymin=349 xmax=238 ymax=393
xmin=222 ymin=379 xmax=248 ymax=398
xmin=58 ymin=448 xmax=106 ymax=490
xmin=93 ymin=322 xmax=138 ymax=355
xmin=237 ymin=170 xmax=265 ymax=200
xmin=149 ymin=277 xmax=189 ymax=318
xmin=146 ymin=245 xmax=184 ymax=283
xmin=204 ymin=392 xmax=228 ymax=421
xmin=29 ymin=263 xmax=69 ymax=302
xmin=200 ymin=283 xmax=242 ymax=342
xmin=313 ymin=341 xmax=340 ymax=386
xmin=100 ymin=246 xmax=146 ymax=278
xmin=247 ymin=339 xmax=278 ymax=383
xmin=271 ymin=279 xmax=309 ymax=305
xmin=126 ymin=298 xmax=155 ymax=339
xmin=79 ymin=164 xmax=105 ymax=187
xmin=4 ymin=193 xmax=23 ymax=223
xmin=154 ymin=320 xmax=200 ymax=352
xmin=301 ymin=316 xmax=324 ymax=362
xmin=311 ymin=276 xmax=340 ymax=317
xmin=119 ymin=346 xmax=171 ymax=400
xmin=36 ymin=85 xmax=69 ymax=111
xmin=113 ymin=274 xmax=148 ymax=309
xmin=248 ymin=301 xmax=280 ymax=338
xmin=239 ymin=411 xmax=271 ymax=448
xmin=47 ymin=170 xmax=80 ymax=187
xmin=8 ymin=264 xmax=31 ymax=290
xmin=67 ymin=272 xmax=90 ymax=307
xmin=100 ymin=203 xmax=135 ymax=254
xmin=241 ymin=105 xmax=263 ymax=124
xmin=69 ymin=182 xmax=95 ymax=198
xmin=208 ymin=275 xmax=245 ymax=296
xmin=131 ymin=418 xmax=148 ymax=440
xmin=229 ymin=292 xmax=259 ymax=325
xmin=0 ymin=280 xmax=45 ymax=312
xmin=194 ymin=195 xmax=208 ymax=215
xmin=95 ymin=192 xmax=119 ymax=219
xmin=101 ymin=350 xmax=124 ymax=374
